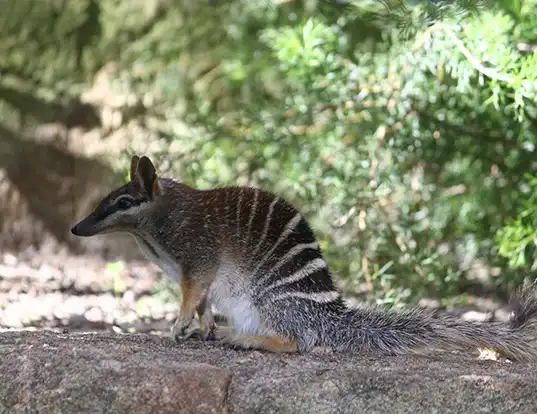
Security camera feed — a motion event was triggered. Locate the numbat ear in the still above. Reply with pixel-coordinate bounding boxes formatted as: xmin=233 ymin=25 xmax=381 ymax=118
xmin=135 ymin=156 xmax=160 ymax=199
xmin=130 ymin=154 xmax=140 ymax=182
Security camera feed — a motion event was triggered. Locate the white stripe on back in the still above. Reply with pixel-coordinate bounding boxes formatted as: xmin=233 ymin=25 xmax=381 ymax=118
xmin=253 ymin=241 xmax=318 ymax=292
xmin=251 ymin=212 xmax=302 ymax=277
xmin=259 ymin=258 xmax=327 ymax=295
xmin=246 ymin=189 xmax=259 ymax=244
xmin=251 ymin=196 xmax=279 ymax=258
xmin=236 ymin=188 xmax=244 ymax=239
xmin=271 ymin=291 xmax=340 ymax=304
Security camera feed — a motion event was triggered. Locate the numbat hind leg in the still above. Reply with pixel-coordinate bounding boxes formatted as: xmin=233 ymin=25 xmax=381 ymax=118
xmin=221 ymin=334 xmax=298 ymax=353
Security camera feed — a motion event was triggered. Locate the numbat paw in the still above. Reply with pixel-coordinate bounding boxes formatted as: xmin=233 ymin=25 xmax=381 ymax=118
xmin=199 ymin=313 xmax=217 ymax=341
xmin=202 ymin=326 xmax=217 ymax=341
xmin=172 ymin=316 xmax=200 ymax=342
xmin=172 ymin=317 xmax=217 ymax=342
xmin=195 ymin=323 xmax=217 ymax=341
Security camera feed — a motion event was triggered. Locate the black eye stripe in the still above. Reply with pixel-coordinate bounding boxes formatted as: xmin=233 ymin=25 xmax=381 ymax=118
xmin=117 ymin=199 xmax=131 ymax=209
xmin=94 ymin=197 xmax=146 ymax=219
xmin=115 ymin=197 xmax=144 ymax=209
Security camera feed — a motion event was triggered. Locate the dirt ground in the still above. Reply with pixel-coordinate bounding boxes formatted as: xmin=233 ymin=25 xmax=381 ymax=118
xmin=0 ymin=248 xmax=182 ymax=335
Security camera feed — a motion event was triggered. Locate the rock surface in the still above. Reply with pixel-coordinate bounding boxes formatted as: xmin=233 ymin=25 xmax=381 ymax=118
xmin=1 ymin=330 xmax=537 ymax=414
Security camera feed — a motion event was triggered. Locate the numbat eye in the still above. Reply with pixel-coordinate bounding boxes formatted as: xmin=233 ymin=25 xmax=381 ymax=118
xmin=117 ymin=198 xmax=133 ymax=210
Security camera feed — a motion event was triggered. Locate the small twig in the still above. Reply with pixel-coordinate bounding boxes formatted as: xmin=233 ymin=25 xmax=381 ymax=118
xmin=443 ymin=28 xmax=515 ymax=84
xmin=413 ymin=23 xmax=516 ymax=85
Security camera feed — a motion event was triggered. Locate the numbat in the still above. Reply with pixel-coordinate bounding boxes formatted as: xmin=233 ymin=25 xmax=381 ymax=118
xmin=72 ymin=155 xmax=537 ymax=359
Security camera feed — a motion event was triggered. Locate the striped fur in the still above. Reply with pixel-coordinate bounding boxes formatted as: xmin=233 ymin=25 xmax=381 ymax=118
xmin=71 ymin=155 xmax=537 ymax=360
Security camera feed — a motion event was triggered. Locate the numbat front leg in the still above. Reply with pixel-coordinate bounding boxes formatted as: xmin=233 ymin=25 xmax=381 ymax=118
xmin=172 ymin=279 xmax=207 ymax=341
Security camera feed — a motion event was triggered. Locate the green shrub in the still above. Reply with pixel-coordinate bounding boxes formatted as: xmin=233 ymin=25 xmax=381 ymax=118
xmin=3 ymin=0 xmax=537 ymax=305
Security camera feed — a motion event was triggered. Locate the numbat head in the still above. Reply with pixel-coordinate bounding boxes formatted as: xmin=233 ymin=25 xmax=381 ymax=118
xmin=71 ymin=155 xmax=163 ymax=237
xmin=71 ymin=155 xmax=537 ymax=360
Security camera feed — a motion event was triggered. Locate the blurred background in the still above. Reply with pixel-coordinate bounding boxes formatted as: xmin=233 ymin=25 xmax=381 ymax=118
xmin=1 ymin=0 xmax=536 ymax=335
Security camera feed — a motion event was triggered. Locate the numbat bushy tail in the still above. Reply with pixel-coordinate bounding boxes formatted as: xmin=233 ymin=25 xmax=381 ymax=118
xmin=71 ymin=155 xmax=537 ymax=359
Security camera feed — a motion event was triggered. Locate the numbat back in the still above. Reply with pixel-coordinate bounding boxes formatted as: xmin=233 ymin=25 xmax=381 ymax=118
xmin=72 ymin=155 xmax=537 ymax=359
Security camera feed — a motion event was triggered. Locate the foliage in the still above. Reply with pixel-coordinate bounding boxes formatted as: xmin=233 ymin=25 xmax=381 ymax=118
xmin=2 ymin=0 xmax=537 ymax=305
xmin=110 ymin=0 xmax=537 ymax=303
xmin=497 ymin=175 xmax=537 ymax=271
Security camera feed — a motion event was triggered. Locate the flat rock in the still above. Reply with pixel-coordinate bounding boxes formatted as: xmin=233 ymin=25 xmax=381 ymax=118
xmin=1 ymin=330 xmax=537 ymax=414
